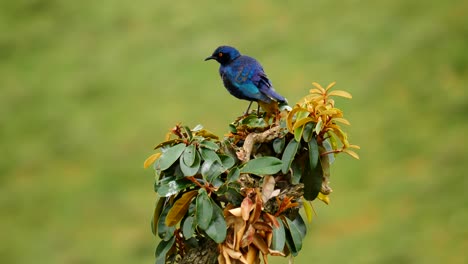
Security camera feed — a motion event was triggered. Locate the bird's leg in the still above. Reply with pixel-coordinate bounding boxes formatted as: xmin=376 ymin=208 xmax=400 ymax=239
xmin=244 ymin=101 xmax=253 ymax=115
xmin=256 ymin=103 xmax=261 ymax=117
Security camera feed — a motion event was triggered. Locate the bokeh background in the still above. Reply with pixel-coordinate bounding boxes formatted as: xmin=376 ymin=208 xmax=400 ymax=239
xmin=1 ymin=0 xmax=467 ymax=263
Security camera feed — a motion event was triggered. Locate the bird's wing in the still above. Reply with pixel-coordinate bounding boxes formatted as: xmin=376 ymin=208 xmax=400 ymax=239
xmin=252 ymin=69 xmax=287 ymax=103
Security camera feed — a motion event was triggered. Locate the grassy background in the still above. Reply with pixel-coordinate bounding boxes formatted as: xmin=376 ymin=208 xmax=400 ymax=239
xmin=1 ymin=0 xmax=467 ymax=263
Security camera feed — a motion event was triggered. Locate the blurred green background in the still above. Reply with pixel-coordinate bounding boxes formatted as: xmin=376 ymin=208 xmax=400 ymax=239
xmin=1 ymin=0 xmax=467 ymax=263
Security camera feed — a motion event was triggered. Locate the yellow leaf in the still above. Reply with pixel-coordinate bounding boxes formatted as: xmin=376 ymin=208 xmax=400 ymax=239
xmin=303 ymin=200 xmax=314 ymax=223
xmin=325 ymin=81 xmax=336 ymax=91
xmin=164 ymin=131 xmax=172 ymax=141
xmin=318 ymin=108 xmax=342 ymax=117
xmin=315 ymin=117 xmax=323 ymax=135
xmin=196 ymin=129 xmax=219 ymax=140
xmin=309 ymin=88 xmax=323 ymax=95
xmin=328 ymin=124 xmax=349 ymax=147
xmin=292 ymin=117 xmax=315 ymax=131
xmin=332 ymin=117 xmax=351 ymax=125
xmin=327 ymin=90 xmax=352 ymax=99
xmin=144 ymin=153 xmax=161 ymax=169
xmin=311 ymin=82 xmax=326 ymax=93
xmin=287 ymin=106 xmax=307 ymax=133
xmin=165 ymin=190 xmax=198 ymax=226
xmin=349 ymin=144 xmax=361 ymax=149
xmin=317 ymin=192 xmax=330 ymax=205
xmin=342 ymin=149 xmax=360 ymax=159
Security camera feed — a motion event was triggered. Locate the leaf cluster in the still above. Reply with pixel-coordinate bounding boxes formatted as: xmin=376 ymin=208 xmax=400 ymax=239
xmin=144 ymin=82 xmax=359 ymax=264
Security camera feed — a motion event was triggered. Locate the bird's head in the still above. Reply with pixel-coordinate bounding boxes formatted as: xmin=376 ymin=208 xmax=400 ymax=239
xmin=205 ymin=46 xmax=241 ymax=65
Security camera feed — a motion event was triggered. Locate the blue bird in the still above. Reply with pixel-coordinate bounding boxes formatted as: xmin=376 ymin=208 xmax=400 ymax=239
xmin=205 ymin=46 xmax=287 ymax=114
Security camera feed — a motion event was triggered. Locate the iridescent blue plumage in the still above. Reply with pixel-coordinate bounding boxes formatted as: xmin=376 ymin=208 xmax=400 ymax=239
xmin=205 ymin=46 xmax=287 ymax=113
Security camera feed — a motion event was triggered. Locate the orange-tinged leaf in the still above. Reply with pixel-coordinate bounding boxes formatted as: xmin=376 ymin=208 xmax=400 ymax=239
xmin=327 ymin=90 xmax=352 ymax=99
xmin=253 ymin=222 xmax=273 ymax=233
xmin=224 ymin=247 xmax=248 ymax=264
xmin=240 ymin=225 xmax=256 ymax=248
xmin=165 ymin=190 xmax=198 ymax=226
xmin=249 ymin=190 xmax=263 ymax=224
xmin=261 ymin=175 xmax=277 ymax=204
xmin=332 ymin=117 xmax=351 ymax=125
xmin=144 ymin=153 xmax=161 ymax=169
xmin=342 ymin=149 xmax=360 ymax=159
xmin=263 ymin=212 xmax=280 ymax=228
xmin=245 ymin=245 xmax=258 ymax=264
xmin=252 ymin=234 xmax=269 ymax=254
xmin=241 ymin=197 xmax=254 ymax=221
xmin=317 ymin=192 xmax=330 ymax=205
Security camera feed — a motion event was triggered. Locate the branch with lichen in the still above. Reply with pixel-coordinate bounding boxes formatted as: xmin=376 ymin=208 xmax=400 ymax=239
xmin=236 ymin=125 xmax=283 ymax=162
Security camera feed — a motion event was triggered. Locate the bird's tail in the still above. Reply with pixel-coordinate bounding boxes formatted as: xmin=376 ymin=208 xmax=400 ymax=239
xmin=265 ymin=88 xmax=287 ymax=104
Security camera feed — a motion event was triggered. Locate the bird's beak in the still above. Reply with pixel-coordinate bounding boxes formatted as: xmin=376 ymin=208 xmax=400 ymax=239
xmin=204 ymin=56 xmax=215 ymax=61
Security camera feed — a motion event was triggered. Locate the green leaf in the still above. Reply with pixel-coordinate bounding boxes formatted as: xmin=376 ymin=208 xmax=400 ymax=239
xmin=179 ymin=150 xmax=201 ymax=176
xmin=290 ymin=158 xmax=303 ymax=185
xmin=308 ymin=137 xmax=319 ymax=169
xmin=270 ymin=216 xmax=286 ymax=251
xmin=296 ymin=109 xmax=310 ymax=121
xmin=199 ymin=140 xmax=219 ymax=151
xmin=292 ymin=214 xmax=307 ymax=239
xmin=227 ymin=167 xmax=240 ymax=183
xmin=157 ymin=177 xmax=194 ymax=197
xmin=222 ymin=186 xmax=244 ymax=206
xmin=294 ymin=125 xmax=304 ymax=142
xmin=165 ymin=190 xmax=198 ymax=226
xmin=154 ymin=139 xmax=183 ymax=150
xmin=285 ymin=216 xmax=304 ymax=256
xmin=196 ymin=189 xmax=213 ymax=230
xmin=151 ymin=198 xmax=165 ymax=236
xmin=201 ymin=159 xmax=224 ymax=182
xmin=228 ymin=124 xmax=237 ymax=133
xmin=322 ymin=139 xmax=335 ymax=164
xmin=241 ymin=157 xmax=283 ymax=176
xmin=281 ymin=139 xmax=300 ymax=174
xmin=158 ymin=143 xmax=186 ymax=171
xmin=182 ymin=215 xmax=195 ymax=238
xmin=302 ymin=122 xmax=315 ymax=142
xmin=219 ymin=154 xmax=235 ymax=169
xmin=158 ymin=204 xmax=176 ymax=241
xmin=199 ymin=147 xmax=222 ymax=163
xmin=241 ymin=115 xmax=267 ymax=128
xmin=155 ymin=235 xmax=175 ymax=264
xmin=272 ymin=137 xmax=286 ymax=154
xmin=182 ymin=144 xmax=196 ymax=166
xmin=205 ymin=202 xmax=227 ymax=243
xmin=183 ymin=126 xmax=193 ymax=140
xmin=302 ymin=154 xmax=323 ymax=201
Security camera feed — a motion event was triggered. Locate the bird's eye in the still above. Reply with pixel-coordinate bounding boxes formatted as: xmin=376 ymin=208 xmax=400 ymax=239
xmin=218 ymin=52 xmax=223 ymax=57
